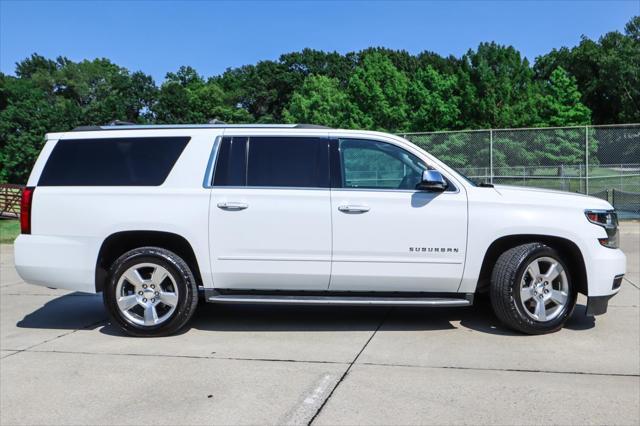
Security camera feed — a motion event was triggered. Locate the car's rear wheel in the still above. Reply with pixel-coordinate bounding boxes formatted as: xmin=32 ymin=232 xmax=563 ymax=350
xmin=490 ymin=243 xmax=577 ymax=334
xmin=103 ymin=247 xmax=198 ymax=337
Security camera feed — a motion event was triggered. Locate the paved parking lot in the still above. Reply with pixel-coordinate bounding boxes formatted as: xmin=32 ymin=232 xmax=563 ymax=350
xmin=1 ymin=223 xmax=639 ymax=425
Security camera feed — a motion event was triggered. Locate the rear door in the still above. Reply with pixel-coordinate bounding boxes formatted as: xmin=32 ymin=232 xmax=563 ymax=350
xmin=328 ymin=136 xmax=468 ymax=292
xmin=209 ymin=134 xmax=332 ymax=290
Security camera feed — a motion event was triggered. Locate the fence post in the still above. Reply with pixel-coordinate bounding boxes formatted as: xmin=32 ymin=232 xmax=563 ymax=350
xmin=612 ymin=188 xmax=615 ymax=208
xmin=489 ymin=129 xmax=494 ymax=184
xmin=585 ymin=125 xmax=589 ymax=195
xmin=620 ymin=163 xmax=623 ymax=192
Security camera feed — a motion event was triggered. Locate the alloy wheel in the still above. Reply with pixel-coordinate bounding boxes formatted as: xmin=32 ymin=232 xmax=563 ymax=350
xmin=115 ymin=262 xmax=179 ymax=327
xmin=519 ymin=256 xmax=569 ymax=322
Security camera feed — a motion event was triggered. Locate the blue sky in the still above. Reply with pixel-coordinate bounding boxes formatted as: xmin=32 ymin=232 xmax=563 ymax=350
xmin=1 ymin=0 xmax=637 ymax=83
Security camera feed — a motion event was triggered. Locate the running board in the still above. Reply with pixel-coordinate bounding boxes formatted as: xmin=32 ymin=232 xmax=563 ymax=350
xmin=205 ymin=291 xmax=473 ymax=307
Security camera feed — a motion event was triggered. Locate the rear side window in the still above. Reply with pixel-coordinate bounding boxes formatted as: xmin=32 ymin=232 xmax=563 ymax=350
xmin=213 ymin=136 xmax=329 ymax=188
xmin=212 ymin=137 xmax=248 ymax=186
xmin=38 ymin=137 xmax=190 ymax=186
xmin=247 ymin=137 xmax=329 ymax=188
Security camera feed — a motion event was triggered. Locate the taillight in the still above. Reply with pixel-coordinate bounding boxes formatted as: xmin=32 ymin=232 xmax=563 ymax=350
xmin=20 ymin=187 xmax=35 ymax=234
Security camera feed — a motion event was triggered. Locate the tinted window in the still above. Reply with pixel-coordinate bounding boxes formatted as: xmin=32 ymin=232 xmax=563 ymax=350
xmin=39 ymin=137 xmax=190 ymax=186
xmin=213 ymin=137 xmax=247 ymax=186
xmin=340 ymin=139 xmax=427 ymax=189
xmin=246 ymin=137 xmax=329 ymax=188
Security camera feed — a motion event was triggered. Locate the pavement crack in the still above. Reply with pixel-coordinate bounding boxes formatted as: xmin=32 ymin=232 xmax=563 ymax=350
xmin=12 ymin=348 xmax=351 ymax=366
xmin=623 ymin=277 xmax=639 ymax=289
xmin=357 ymin=361 xmax=640 ymax=378
xmin=3 ymin=318 xmax=108 ymax=359
xmin=308 ymin=308 xmax=391 ymax=425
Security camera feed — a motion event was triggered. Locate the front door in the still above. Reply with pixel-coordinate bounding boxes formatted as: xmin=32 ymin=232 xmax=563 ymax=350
xmin=209 ymin=135 xmax=332 ymax=290
xmin=329 ymin=137 xmax=468 ymax=292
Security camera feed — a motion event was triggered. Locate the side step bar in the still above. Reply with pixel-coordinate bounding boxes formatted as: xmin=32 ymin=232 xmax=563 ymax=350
xmin=205 ymin=290 xmax=473 ymax=307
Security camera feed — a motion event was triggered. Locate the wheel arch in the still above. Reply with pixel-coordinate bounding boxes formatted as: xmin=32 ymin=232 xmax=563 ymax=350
xmin=95 ymin=230 xmax=203 ymax=293
xmin=476 ymin=234 xmax=587 ymax=296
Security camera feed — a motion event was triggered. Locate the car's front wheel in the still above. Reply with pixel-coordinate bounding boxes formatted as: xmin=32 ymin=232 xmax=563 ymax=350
xmin=490 ymin=243 xmax=577 ymax=334
xmin=103 ymin=247 xmax=199 ymax=337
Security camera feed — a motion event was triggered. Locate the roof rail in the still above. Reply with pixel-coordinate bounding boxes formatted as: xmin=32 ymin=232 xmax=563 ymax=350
xmin=107 ymin=120 xmax=136 ymax=126
xmin=70 ymin=123 xmax=332 ymax=132
xmin=294 ymin=124 xmax=330 ymax=129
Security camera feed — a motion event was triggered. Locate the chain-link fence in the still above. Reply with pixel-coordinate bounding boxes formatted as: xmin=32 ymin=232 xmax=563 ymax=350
xmin=402 ymin=124 xmax=640 ymax=219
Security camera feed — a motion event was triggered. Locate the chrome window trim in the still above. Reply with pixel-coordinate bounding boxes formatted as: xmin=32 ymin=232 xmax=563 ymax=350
xmin=211 ymin=186 xmax=330 ymax=191
xmin=331 ymin=186 xmax=460 ymax=195
xmin=203 ymin=135 xmax=222 ymax=188
xmin=204 ymin=134 xmax=458 ymax=193
xmin=210 ymin=186 xmax=457 ymax=194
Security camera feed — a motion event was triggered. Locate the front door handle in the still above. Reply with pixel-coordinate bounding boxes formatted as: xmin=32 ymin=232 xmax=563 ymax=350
xmin=338 ymin=204 xmax=370 ymax=213
xmin=217 ymin=202 xmax=248 ymax=211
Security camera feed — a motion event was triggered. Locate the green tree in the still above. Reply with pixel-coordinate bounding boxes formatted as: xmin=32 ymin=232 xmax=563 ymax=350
xmin=538 ymin=67 xmax=591 ymax=126
xmin=462 ymin=42 xmax=540 ymax=128
xmin=407 ymin=66 xmax=462 ymax=131
xmin=283 ymin=75 xmax=365 ymax=128
xmin=0 ymin=75 xmax=80 ymax=183
xmin=534 ymin=16 xmax=639 ymax=124
xmin=347 ymin=52 xmax=410 ymax=131
xmin=216 ymin=60 xmax=298 ymax=122
xmin=279 ymin=48 xmax=355 ymax=87
xmin=153 ymin=66 xmax=251 ymax=124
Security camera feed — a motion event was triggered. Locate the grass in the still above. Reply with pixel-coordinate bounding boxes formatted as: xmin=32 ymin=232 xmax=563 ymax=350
xmin=0 ymin=220 xmax=20 ymax=244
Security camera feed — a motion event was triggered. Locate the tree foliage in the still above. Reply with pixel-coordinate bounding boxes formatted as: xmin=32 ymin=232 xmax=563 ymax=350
xmin=283 ymin=75 xmax=363 ymax=128
xmin=1 ymin=17 xmax=638 ymax=183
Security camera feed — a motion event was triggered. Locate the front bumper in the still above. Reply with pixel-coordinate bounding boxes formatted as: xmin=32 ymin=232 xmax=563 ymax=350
xmin=585 ymin=272 xmax=625 ymax=316
xmin=586 ymin=294 xmax=617 ymax=316
xmin=583 ymin=243 xmax=625 ymax=315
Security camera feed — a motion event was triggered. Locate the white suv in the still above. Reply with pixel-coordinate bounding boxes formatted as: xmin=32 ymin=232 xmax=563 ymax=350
xmin=15 ymin=124 xmax=626 ymax=336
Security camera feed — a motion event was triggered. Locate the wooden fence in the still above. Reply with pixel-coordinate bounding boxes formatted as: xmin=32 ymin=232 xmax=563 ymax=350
xmin=0 ymin=184 xmax=23 ymax=219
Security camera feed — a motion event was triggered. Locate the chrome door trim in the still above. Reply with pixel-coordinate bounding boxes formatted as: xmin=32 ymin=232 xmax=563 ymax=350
xmin=202 ymin=135 xmax=223 ymax=188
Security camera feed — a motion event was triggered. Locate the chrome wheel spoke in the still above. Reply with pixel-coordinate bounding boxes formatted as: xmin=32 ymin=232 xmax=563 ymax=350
xmin=534 ymin=299 xmax=547 ymax=321
xmin=550 ymin=289 xmax=568 ymax=305
xmin=520 ymin=287 xmax=533 ymax=302
xmin=117 ymin=294 xmax=139 ymax=312
xmin=159 ymin=291 xmax=178 ymax=307
xmin=144 ymin=304 xmax=159 ymax=325
xmin=545 ymin=262 xmax=562 ymax=282
xmin=151 ymin=267 xmax=168 ymax=286
xmin=124 ymin=269 xmax=145 ymax=287
xmin=527 ymin=261 xmax=541 ymax=279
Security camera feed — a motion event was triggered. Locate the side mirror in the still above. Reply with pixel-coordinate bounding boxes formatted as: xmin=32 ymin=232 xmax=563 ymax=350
xmin=417 ymin=170 xmax=447 ymax=191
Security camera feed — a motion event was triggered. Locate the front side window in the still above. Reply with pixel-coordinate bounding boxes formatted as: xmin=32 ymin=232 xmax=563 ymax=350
xmin=339 ymin=139 xmax=428 ymax=190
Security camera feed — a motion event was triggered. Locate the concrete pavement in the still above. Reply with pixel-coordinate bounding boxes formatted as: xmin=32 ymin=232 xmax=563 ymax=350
xmin=1 ymin=222 xmax=638 ymax=425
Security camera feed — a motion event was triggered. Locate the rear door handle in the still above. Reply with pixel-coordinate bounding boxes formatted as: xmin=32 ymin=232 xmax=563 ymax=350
xmin=217 ymin=202 xmax=248 ymax=211
xmin=338 ymin=204 xmax=370 ymax=213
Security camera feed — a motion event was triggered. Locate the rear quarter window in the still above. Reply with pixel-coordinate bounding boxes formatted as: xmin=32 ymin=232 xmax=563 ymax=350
xmin=38 ymin=137 xmax=190 ymax=186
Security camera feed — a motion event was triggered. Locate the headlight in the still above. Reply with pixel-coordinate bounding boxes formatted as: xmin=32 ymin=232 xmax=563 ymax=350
xmin=585 ymin=210 xmax=619 ymax=249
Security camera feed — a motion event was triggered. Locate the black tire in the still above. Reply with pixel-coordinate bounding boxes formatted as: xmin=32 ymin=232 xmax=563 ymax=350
xmin=490 ymin=243 xmax=577 ymax=335
xmin=103 ymin=247 xmax=199 ymax=337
